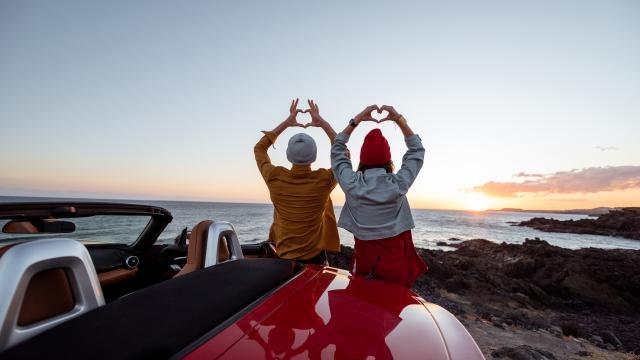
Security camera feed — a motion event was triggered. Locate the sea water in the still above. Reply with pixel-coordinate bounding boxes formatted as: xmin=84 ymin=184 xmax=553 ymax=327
xmin=1 ymin=197 xmax=639 ymax=251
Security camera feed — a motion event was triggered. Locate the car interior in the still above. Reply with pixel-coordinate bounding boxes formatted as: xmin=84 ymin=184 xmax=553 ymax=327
xmin=0 ymin=202 xmax=296 ymax=357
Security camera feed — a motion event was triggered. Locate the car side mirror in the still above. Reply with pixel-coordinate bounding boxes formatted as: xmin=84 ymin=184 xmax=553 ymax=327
xmin=174 ymin=227 xmax=189 ymax=247
xmin=2 ymin=220 xmax=76 ymax=234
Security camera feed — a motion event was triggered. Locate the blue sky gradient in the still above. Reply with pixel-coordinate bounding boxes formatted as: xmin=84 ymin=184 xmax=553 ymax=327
xmin=1 ymin=0 xmax=639 ymax=209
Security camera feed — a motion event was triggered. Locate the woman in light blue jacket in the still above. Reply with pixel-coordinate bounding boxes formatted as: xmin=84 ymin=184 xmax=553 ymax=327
xmin=331 ymin=105 xmax=427 ymax=287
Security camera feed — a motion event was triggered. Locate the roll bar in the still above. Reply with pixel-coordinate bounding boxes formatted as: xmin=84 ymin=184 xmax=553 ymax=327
xmin=204 ymin=221 xmax=244 ymax=267
xmin=0 ymin=239 xmax=105 ymax=351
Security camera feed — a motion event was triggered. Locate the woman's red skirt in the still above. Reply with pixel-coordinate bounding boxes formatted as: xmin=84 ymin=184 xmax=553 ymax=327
xmin=351 ymin=230 xmax=428 ymax=288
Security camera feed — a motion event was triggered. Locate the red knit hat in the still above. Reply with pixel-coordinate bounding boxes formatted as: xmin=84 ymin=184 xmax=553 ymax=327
xmin=360 ymin=129 xmax=391 ymax=166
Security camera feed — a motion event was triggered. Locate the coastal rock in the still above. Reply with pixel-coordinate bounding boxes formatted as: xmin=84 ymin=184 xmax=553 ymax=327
xmin=590 ymin=335 xmax=604 ymax=346
xmin=601 ymin=330 xmax=622 ymax=348
xmin=575 ymin=351 xmax=592 ymax=357
xmin=444 ymin=275 xmax=469 ymax=291
xmin=503 ymin=258 xmax=538 ymax=279
xmin=491 ymin=345 xmax=557 ymax=360
xmin=517 ymin=208 xmax=640 ymax=240
xmin=491 ymin=316 xmax=506 ymax=329
xmin=328 ymin=238 xmax=640 ymax=353
xmin=560 ymin=320 xmax=586 ymax=338
xmin=548 ymin=326 xmax=562 ymax=337
xmin=421 ymin=238 xmax=640 ymax=313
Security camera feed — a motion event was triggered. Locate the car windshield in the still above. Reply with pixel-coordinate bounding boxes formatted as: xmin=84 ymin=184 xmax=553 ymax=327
xmin=0 ymin=215 xmax=151 ymax=247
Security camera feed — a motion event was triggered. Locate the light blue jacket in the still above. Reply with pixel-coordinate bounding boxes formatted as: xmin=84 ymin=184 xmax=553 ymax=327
xmin=331 ymin=132 xmax=425 ymax=240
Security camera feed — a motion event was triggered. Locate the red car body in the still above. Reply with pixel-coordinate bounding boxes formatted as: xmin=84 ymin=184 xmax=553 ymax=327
xmin=185 ymin=265 xmax=484 ymax=360
xmin=0 ymin=203 xmax=485 ymax=359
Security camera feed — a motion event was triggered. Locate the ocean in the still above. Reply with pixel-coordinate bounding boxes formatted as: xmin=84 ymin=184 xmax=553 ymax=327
xmin=1 ymin=196 xmax=639 ymax=251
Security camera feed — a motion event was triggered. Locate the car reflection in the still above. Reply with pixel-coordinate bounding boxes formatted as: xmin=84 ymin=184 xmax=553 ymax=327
xmin=234 ymin=271 xmax=416 ymax=359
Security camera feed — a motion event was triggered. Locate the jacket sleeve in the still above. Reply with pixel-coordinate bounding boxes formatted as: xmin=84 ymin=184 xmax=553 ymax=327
xmin=331 ymin=132 xmax=356 ymax=190
xmin=254 ymin=131 xmax=278 ymax=181
xmin=320 ymin=168 xmax=338 ymax=189
xmin=395 ymin=134 xmax=425 ymax=194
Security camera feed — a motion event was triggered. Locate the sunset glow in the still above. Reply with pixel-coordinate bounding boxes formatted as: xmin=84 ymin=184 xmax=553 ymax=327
xmin=464 ymin=193 xmax=492 ymax=212
xmin=1 ymin=1 xmax=639 ymax=211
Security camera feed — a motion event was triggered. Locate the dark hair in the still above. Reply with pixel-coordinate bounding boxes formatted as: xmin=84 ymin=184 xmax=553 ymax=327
xmin=357 ymin=161 xmax=394 ymax=174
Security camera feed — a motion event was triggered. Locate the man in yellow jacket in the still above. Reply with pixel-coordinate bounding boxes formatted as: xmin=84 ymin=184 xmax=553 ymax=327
xmin=254 ymin=99 xmax=340 ymax=264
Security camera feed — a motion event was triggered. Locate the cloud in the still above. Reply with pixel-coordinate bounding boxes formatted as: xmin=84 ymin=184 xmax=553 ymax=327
xmin=548 ymin=198 xmax=591 ymax=203
xmin=513 ymin=172 xmax=544 ymax=178
xmin=596 ymin=146 xmax=619 ymax=151
xmin=473 ymin=166 xmax=640 ymax=197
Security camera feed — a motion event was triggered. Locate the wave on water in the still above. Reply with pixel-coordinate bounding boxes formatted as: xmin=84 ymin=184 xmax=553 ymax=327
xmin=1 ymin=196 xmax=639 ymax=250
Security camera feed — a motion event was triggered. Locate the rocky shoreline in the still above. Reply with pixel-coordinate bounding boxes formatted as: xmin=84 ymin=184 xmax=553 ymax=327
xmin=517 ymin=208 xmax=640 ymax=240
xmin=328 ymin=239 xmax=640 ymax=359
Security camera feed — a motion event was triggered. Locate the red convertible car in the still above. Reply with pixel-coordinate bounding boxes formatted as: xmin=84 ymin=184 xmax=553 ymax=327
xmin=0 ymin=202 xmax=484 ymax=359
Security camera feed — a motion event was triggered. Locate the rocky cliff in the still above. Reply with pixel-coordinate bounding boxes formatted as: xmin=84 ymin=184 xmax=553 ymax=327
xmin=518 ymin=208 xmax=640 ymax=240
xmin=328 ymin=239 xmax=640 ymax=357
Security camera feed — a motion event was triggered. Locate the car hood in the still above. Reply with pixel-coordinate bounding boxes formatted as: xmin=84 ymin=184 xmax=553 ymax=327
xmin=185 ymin=266 xmax=483 ymax=359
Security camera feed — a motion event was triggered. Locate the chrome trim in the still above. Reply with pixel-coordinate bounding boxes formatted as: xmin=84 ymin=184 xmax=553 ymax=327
xmin=204 ymin=221 xmax=244 ymax=267
xmin=0 ymin=238 xmax=105 ymax=351
xmin=124 ymin=255 xmax=139 ymax=269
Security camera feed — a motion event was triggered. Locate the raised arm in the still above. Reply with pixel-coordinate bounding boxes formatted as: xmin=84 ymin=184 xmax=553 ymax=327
xmin=340 ymin=104 xmax=380 ymax=136
xmin=331 ymin=131 xmax=355 ymax=190
xmin=379 ymin=105 xmax=425 ymax=193
xmin=304 ymin=99 xmax=336 ymax=143
xmin=254 ymin=98 xmax=305 ymax=180
xmin=331 ymin=105 xmax=380 ymax=189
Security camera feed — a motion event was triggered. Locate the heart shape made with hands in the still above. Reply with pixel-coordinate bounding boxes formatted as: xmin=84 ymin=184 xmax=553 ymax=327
xmin=292 ymin=105 xmax=396 ymax=128
xmin=367 ymin=108 xmax=391 ymax=123
xmin=295 ymin=110 xmax=316 ymax=128
xmin=295 ymin=109 xmax=339 ymax=128
xmin=355 ymin=106 xmax=395 ymax=124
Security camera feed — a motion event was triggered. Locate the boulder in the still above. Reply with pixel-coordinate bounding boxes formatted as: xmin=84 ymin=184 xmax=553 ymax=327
xmin=492 ymin=345 xmax=557 ymax=360
xmin=601 ymin=330 xmax=622 ymax=348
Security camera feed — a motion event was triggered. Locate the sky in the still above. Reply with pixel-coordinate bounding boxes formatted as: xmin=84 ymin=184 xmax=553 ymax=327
xmin=1 ymin=0 xmax=639 ymax=210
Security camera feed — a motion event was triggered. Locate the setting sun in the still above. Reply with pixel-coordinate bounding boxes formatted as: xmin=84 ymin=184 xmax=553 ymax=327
xmin=465 ymin=193 xmax=492 ymax=212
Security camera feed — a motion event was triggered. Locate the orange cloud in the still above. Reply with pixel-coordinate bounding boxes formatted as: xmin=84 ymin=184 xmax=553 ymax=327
xmin=473 ymin=166 xmax=640 ymax=197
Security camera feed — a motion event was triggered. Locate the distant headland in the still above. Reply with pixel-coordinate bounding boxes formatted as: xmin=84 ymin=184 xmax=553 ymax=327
xmin=494 ymin=207 xmax=615 ymax=216
xmin=517 ymin=207 xmax=640 ymax=240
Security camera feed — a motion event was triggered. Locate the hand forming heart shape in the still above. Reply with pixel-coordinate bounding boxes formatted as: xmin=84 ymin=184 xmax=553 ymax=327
xmin=286 ymin=100 xmax=402 ymax=129
xmin=299 ymin=99 xmax=326 ymax=128
xmin=353 ymin=104 xmax=402 ymax=124
xmin=364 ymin=107 xmax=390 ymax=123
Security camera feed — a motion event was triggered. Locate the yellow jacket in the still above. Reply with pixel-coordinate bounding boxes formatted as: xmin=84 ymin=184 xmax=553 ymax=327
xmin=254 ymin=131 xmax=340 ymax=260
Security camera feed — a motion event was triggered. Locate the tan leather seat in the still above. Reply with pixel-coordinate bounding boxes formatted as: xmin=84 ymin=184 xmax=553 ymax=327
xmin=175 ymin=220 xmax=212 ymax=277
xmin=17 ymin=268 xmax=75 ymax=326
xmin=0 ymin=245 xmax=73 ymax=326
xmin=174 ymin=221 xmax=233 ymax=277
xmin=0 ymin=239 xmax=104 ymax=351
xmin=218 ymin=236 xmax=230 ymax=262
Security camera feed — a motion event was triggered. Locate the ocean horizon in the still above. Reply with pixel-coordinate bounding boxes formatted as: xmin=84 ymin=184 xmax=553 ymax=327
xmin=0 ymin=194 xmax=474 ymax=212
xmin=2 ymin=196 xmax=639 ymax=251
